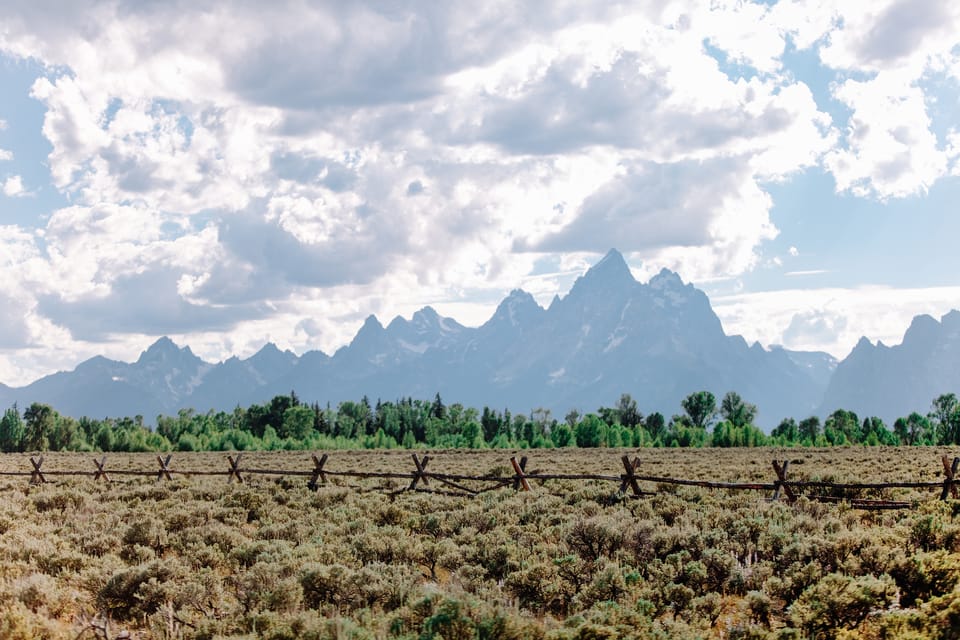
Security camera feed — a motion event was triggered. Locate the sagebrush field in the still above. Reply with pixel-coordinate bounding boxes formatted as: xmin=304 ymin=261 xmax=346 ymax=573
xmin=2 ymin=447 xmax=960 ymax=639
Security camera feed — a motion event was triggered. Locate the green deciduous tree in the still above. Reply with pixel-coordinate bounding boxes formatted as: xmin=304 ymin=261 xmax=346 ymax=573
xmin=615 ymin=393 xmax=643 ymax=429
xmin=720 ymin=391 xmax=757 ymax=428
xmin=824 ymin=409 xmax=860 ymax=444
xmin=575 ymin=414 xmax=604 ymax=448
xmin=644 ymin=412 xmax=666 ymax=443
xmin=280 ymin=404 xmax=316 ymax=441
xmin=798 ymin=416 xmax=821 ymax=443
xmin=860 ymin=416 xmax=896 ymax=445
xmin=771 ymin=417 xmax=798 ymax=443
xmin=894 ymin=412 xmax=933 ymax=445
xmin=681 ymin=391 xmax=717 ymax=430
xmin=23 ymin=402 xmax=56 ymax=452
xmin=930 ymin=393 xmax=960 ymax=445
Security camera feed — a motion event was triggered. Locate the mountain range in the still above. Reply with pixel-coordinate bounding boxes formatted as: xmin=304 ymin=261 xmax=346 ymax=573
xmin=0 ymin=249 xmax=953 ymax=429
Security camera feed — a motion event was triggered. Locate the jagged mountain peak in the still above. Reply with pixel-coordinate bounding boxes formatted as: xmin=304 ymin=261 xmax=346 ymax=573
xmin=486 ymin=289 xmax=542 ymax=328
xmin=820 ymin=308 xmax=960 ymax=424
xmin=248 ymin=342 xmax=297 ymax=364
xmin=347 ymin=315 xmax=387 ymax=347
xmin=587 ymin=248 xmax=634 ymax=280
xmin=568 ymin=248 xmax=636 ymax=295
xmin=505 ymin=288 xmax=539 ymax=308
xmin=412 ymin=306 xmax=441 ymax=328
xmin=387 ymin=306 xmax=464 ymax=335
xmin=908 ymin=313 xmax=938 ymax=330
xmin=136 ymin=336 xmax=199 ymax=365
xmin=143 ymin=335 xmax=177 ymax=352
xmin=255 ymin=342 xmax=282 ymax=354
xmin=361 ymin=315 xmax=384 ymax=330
xmin=649 ymin=267 xmax=684 ymax=289
xmin=942 ymin=309 xmax=960 ymax=329
xmin=902 ymin=314 xmax=941 ymax=349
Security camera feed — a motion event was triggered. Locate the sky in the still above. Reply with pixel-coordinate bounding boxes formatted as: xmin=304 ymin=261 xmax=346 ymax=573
xmin=0 ymin=0 xmax=959 ymax=386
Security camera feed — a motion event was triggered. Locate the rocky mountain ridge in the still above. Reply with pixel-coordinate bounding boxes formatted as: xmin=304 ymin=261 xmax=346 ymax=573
xmin=9 ymin=249 xmax=949 ymax=428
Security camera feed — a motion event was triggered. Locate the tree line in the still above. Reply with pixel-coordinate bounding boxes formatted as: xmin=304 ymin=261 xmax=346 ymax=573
xmin=1 ymin=390 xmax=960 ymax=453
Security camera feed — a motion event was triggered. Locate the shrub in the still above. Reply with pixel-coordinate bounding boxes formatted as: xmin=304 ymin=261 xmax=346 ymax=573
xmin=98 ymin=561 xmax=183 ymax=620
xmin=890 ymin=550 xmax=960 ymax=607
xmin=789 ymin=572 xmax=896 ymax=638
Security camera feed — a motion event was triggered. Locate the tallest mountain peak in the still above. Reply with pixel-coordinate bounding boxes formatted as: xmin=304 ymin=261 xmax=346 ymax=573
xmin=595 ymin=248 xmax=628 ymax=269
xmin=562 ymin=249 xmax=637 ymax=302
xmin=570 ymin=249 xmax=637 ymax=295
xmin=576 ymin=248 xmax=636 ymax=290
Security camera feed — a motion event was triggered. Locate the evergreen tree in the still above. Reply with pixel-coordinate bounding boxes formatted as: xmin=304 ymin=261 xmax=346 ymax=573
xmin=0 ymin=404 xmax=24 ymax=452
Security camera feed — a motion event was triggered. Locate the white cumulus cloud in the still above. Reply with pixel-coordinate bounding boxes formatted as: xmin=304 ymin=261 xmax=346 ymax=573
xmin=2 ymin=175 xmax=26 ymax=197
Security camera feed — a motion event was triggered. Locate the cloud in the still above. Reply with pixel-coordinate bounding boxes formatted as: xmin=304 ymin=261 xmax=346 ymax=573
xmin=817 ymin=0 xmax=960 ymax=73
xmin=525 ymin=158 xmax=746 ymax=250
xmin=0 ymin=290 xmax=32 ymax=348
xmin=226 ymin=5 xmax=450 ymax=109
xmin=824 ymin=72 xmax=948 ymax=199
xmin=522 ymin=156 xmax=778 ymax=282
xmin=0 ymin=149 xmax=11 ymax=161
xmin=2 ymin=175 xmax=26 ymax=196
xmin=783 ymin=0 xmax=960 ymax=199
xmin=0 ymin=0 xmax=955 ymax=386
xmin=784 ymin=269 xmax=828 ymax=276
xmin=442 ymin=34 xmax=832 ymax=172
xmin=201 ymin=206 xmax=409 ymax=303
xmin=782 ymin=309 xmax=848 ymax=346
xmin=36 ymin=266 xmax=267 ymax=341
xmin=852 ymin=0 xmax=955 ymax=67
xmin=713 ymin=285 xmax=960 ymax=358
xmin=270 ymin=151 xmax=357 ymax=191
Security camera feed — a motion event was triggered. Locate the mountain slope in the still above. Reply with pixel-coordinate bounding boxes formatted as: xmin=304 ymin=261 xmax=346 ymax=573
xmin=820 ymin=310 xmax=960 ymax=423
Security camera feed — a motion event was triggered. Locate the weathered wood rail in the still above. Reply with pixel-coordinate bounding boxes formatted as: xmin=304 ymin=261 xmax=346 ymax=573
xmin=5 ymin=452 xmax=958 ymax=510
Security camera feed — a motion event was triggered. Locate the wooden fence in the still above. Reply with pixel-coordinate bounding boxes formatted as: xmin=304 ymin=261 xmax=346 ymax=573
xmin=5 ymin=452 xmax=960 ymax=510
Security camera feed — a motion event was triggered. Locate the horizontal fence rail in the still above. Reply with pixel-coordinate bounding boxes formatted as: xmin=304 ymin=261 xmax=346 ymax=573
xmin=4 ymin=452 xmax=959 ymax=510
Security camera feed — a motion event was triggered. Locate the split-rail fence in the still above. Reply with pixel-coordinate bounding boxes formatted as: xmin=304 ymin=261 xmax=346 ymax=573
xmin=4 ymin=452 xmax=960 ymax=511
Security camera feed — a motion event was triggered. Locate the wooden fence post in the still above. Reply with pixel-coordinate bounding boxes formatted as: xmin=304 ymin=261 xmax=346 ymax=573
xmin=619 ymin=455 xmax=643 ymax=496
xmin=941 ymin=456 xmax=959 ymax=500
xmin=227 ymin=453 xmax=244 ymax=484
xmin=29 ymin=456 xmax=46 ymax=485
xmin=156 ymin=454 xmax=173 ymax=483
xmin=409 ymin=454 xmax=430 ymax=490
xmin=510 ymin=456 xmax=531 ymax=492
xmin=92 ymin=455 xmax=110 ymax=483
xmin=772 ymin=460 xmax=796 ymax=502
xmin=308 ymin=453 xmax=328 ymax=491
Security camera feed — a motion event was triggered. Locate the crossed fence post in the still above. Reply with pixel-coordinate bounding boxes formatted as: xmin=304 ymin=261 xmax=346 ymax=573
xmin=941 ymin=456 xmax=960 ymax=500
xmin=771 ymin=460 xmax=796 ymax=502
